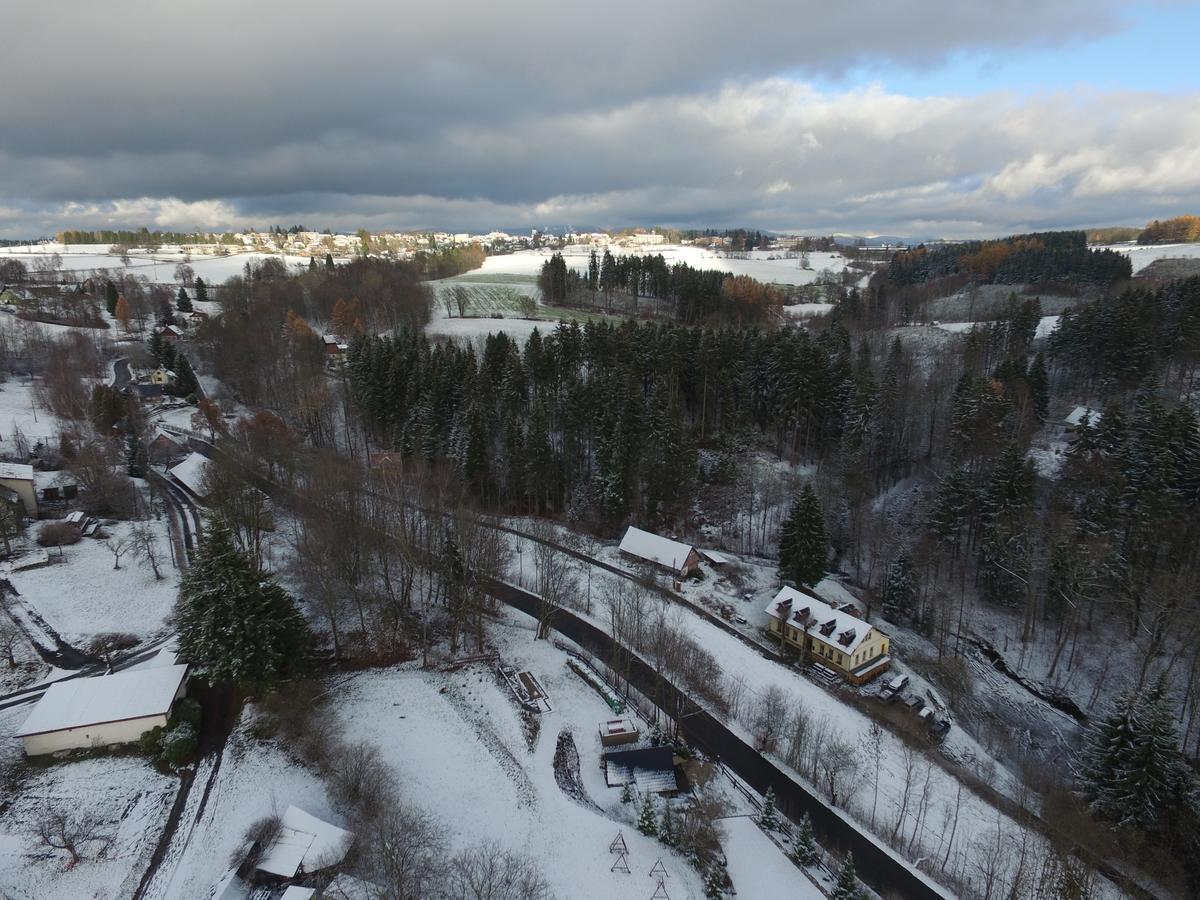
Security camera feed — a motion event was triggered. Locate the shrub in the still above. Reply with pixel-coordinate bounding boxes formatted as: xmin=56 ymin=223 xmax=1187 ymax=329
xmin=160 ymin=722 xmax=198 ymax=765
xmin=138 ymin=725 xmax=164 ymax=755
xmin=37 ymin=521 xmax=81 ymax=547
xmin=170 ymin=698 xmax=202 ymax=730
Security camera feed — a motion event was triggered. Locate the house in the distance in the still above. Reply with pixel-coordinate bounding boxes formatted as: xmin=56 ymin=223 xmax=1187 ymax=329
xmin=618 ymin=526 xmax=701 ymax=578
xmin=16 ymin=664 xmax=190 ymax=755
xmin=764 ymin=585 xmax=891 ymax=685
xmin=0 ymin=463 xmax=37 ymax=517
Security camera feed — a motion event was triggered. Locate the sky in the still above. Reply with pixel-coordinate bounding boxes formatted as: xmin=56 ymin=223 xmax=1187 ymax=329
xmin=1 ymin=0 xmax=1198 ymax=240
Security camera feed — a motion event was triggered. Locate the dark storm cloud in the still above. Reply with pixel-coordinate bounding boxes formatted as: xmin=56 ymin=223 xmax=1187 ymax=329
xmin=1 ymin=0 xmax=1197 ymax=237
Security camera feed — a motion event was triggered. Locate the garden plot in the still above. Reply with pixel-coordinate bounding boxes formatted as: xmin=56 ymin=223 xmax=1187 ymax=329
xmin=0 ymin=745 xmax=176 ymax=900
xmin=331 ymin=617 xmax=706 ymax=899
xmin=8 ymin=519 xmax=179 ymax=644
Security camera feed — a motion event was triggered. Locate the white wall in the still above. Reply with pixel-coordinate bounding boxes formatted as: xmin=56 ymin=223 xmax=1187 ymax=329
xmin=22 ymin=713 xmax=169 ymax=756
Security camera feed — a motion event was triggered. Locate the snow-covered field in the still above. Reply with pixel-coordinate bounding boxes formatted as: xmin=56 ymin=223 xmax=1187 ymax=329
xmin=8 ymin=518 xmax=178 ymax=643
xmin=1093 ymin=240 xmax=1200 ymax=274
xmin=0 ymin=245 xmax=315 ymax=283
xmin=476 ymin=246 xmax=848 ymax=286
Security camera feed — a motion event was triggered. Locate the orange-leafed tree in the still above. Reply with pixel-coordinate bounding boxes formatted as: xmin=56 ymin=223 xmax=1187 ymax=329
xmin=114 ymin=295 xmax=132 ymax=332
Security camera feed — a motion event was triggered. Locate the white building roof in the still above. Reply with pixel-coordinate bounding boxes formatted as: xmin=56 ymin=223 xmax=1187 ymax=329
xmin=699 ymin=549 xmax=729 ymax=565
xmin=0 ymin=462 xmax=34 ymax=482
xmin=1065 ymin=406 xmax=1102 ymax=427
xmin=17 ymin=664 xmax=189 ymax=737
xmin=618 ymin=526 xmax=695 ymax=572
xmin=257 ymin=805 xmax=353 ymax=878
xmin=168 ymin=452 xmax=210 ymax=496
xmin=764 ymin=586 xmax=874 ymax=655
xmin=281 ymin=889 xmax=316 ymax=900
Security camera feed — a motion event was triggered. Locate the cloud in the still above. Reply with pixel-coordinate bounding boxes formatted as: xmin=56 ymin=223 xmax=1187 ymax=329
xmin=0 ymin=1 xmax=1196 ymax=237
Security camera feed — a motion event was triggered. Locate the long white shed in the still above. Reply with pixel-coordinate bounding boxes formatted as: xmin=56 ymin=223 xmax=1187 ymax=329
xmin=16 ymin=664 xmax=190 ymax=756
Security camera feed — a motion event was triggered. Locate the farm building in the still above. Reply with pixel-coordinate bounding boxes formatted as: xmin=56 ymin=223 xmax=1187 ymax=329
xmin=602 ymin=746 xmax=681 ymax=794
xmin=618 ymin=526 xmax=701 ymax=578
xmin=148 ymin=431 xmax=185 ymax=466
xmin=1065 ymin=406 xmax=1102 ymax=427
xmin=255 ymin=805 xmax=354 ymax=881
xmin=16 ymin=664 xmax=190 ymax=756
xmin=169 ymin=451 xmax=211 ymax=500
xmin=764 ymin=586 xmax=891 ymax=685
xmin=0 ymin=462 xmax=37 ymax=517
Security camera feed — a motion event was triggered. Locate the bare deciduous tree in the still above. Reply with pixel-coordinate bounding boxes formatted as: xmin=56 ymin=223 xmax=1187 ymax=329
xmin=105 ymin=534 xmax=134 ymax=570
xmin=36 ymin=806 xmax=113 ymax=868
xmin=445 ymin=840 xmax=552 ymax=900
xmin=131 ymin=523 xmax=163 ymax=579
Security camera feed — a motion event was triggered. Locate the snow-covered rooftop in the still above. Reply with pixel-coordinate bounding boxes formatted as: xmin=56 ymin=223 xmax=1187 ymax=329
xmin=618 ymin=526 xmax=695 ymax=572
xmin=1065 ymin=406 xmax=1103 ymax=427
xmin=168 ymin=451 xmax=210 ymax=497
xmin=698 ymin=548 xmax=729 ymax=565
xmin=16 ymin=664 xmax=189 ymax=737
xmin=256 ymin=805 xmax=353 ymax=879
xmin=603 ymin=747 xmax=679 ymax=794
xmin=0 ymin=462 xmax=34 ymax=481
xmin=764 ymin=585 xmax=874 ymax=655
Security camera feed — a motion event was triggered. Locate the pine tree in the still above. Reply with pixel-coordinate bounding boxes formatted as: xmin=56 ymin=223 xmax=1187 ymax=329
xmin=831 ymin=854 xmax=862 ymax=900
xmin=126 ymin=431 xmax=145 ymax=477
xmin=659 ymin=800 xmax=678 ymax=846
xmin=105 ymin=280 xmax=119 ymax=316
xmin=172 ymin=354 xmax=199 ymax=399
xmin=620 ymin=782 xmax=634 ymax=804
xmin=325 ymin=253 xmax=335 ymax=271
xmin=759 ymin=787 xmax=778 ymax=830
xmin=194 ymin=277 xmax=208 ymax=303
xmin=308 ymin=256 xmax=317 ymax=272
xmin=176 ymin=286 xmax=193 ymax=313
xmin=1028 ymin=352 xmax=1049 ymax=423
xmin=778 ymin=483 xmax=828 ymax=587
xmin=791 ymin=813 xmax=818 ymax=865
xmin=637 ymin=793 xmax=658 ymax=836
xmin=175 ymin=519 xmax=311 ymax=689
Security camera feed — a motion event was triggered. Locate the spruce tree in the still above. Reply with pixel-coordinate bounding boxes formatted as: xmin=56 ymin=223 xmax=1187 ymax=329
xmin=175 ymin=519 xmax=310 ymax=689
xmin=778 ymin=483 xmax=828 ymax=587
xmin=791 ymin=813 xmax=818 ymax=865
xmin=172 ymin=354 xmax=199 ymax=399
xmin=308 ymin=256 xmax=317 ymax=272
xmin=659 ymin=800 xmax=678 ymax=846
xmin=882 ymin=552 xmax=916 ymax=621
xmin=759 ymin=787 xmax=778 ymax=830
xmin=105 ymin=280 xmax=119 ymax=316
xmin=620 ymin=782 xmax=634 ymax=804
xmin=194 ymin=277 xmax=208 ymax=303
xmin=637 ymin=793 xmax=658 ymax=836
xmin=176 ymin=286 xmax=192 ymax=313
xmin=325 ymin=253 xmax=335 ymax=270
xmin=831 ymin=854 xmax=862 ymax=900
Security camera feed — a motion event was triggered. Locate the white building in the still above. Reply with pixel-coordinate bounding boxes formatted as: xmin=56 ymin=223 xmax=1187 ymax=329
xmin=168 ymin=451 xmax=211 ymax=500
xmin=16 ymin=664 xmax=190 ymax=755
xmin=256 ymin=805 xmax=354 ymax=880
xmin=0 ymin=462 xmax=37 ymax=517
xmin=618 ymin=526 xmax=701 ymax=578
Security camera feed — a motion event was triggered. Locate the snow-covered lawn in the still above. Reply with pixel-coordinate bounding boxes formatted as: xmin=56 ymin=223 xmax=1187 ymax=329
xmin=719 ymin=815 xmax=825 ymax=899
xmin=0 ymin=739 xmax=176 ymax=900
xmin=140 ymin=721 xmax=333 ymax=900
xmin=9 ymin=519 xmax=179 ymax=644
xmin=331 ymin=616 xmax=706 ymax=899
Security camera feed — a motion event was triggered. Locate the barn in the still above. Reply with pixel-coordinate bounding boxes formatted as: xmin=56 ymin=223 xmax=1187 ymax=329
xmin=618 ymin=526 xmax=701 ymax=578
xmin=0 ymin=462 xmax=37 ymax=517
xmin=16 ymin=664 xmax=190 ymax=756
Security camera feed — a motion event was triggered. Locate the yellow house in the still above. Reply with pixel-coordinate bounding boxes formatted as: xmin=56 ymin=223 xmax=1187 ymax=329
xmin=149 ymin=367 xmax=176 ymax=386
xmin=0 ymin=463 xmax=37 ymax=517
xmin=764 ymin=586 xmax=891 ymax=685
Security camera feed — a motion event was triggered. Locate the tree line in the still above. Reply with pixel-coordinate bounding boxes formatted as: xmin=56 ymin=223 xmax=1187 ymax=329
xmin=886 ymin=231 xmax=1132 ymax=288
xmin=538 ymin=251 xmax=782 ymax=324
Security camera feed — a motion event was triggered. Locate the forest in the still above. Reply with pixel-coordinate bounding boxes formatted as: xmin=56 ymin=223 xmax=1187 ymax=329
xmin=886 ymin=231 xmax=1132 ymax=287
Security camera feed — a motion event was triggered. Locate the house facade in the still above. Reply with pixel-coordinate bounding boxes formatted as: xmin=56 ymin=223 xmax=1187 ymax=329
xmin=764 ymin=586 xmax=891 ymax=685
xmin=0 ymin=463 xmax=37 ymax=517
